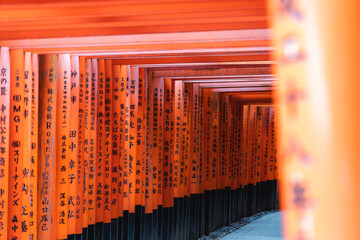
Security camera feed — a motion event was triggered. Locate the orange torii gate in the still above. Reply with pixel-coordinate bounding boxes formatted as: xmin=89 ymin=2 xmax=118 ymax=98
xmin=0 ymin=47 xmax=279 ymax=240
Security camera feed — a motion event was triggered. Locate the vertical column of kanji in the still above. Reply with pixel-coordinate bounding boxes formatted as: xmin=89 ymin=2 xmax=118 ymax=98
xmin=238 ymin=102 xmax=244 ymax=219
xmin=250 ymin=105 xmax=257 ymax=214
xmin=158 ymin=77 xmax=165 ymax=239
xmin=227 ymin=98 xmax=235 ymax=222
xmin=183 ymin=84 xmax=190 ymax=199
xmin=144 ymin=71 xmax=154 ymax=239
xmin=9 ymin=49 xmax=24 ymax=240
xmin=83 ymin=59 xmax=92 ymax=236
xmin=151 ymin=77 xmax=160 ymax=240
xmin=261 ymin=107 xmax=268 ymax=210
xmin=168 ymin=78 xmax=175 ymax=238
xmin=206 ymin=88 xmax=213 ymax=229
xmin=231 ymin=102 xmax=238 ymax=218
xmin=0 ymin=47 xmax=10 ymax=240
xmin=226 ymin=97 xmax=231 ymax=193
xmin=214 ymin=91 xmax=221 ymax=228
xmin=209 ymin=91 xmax=218 ymax=193
xmin=88 ymin=59 xmax=98 ymax=235
xmin=218 ymin=93 xmax=224 ymax=193
xmin=190 ymin=84 xmax=198 ymax=196
xmin=241 ymin=105 xmax=249 ymax=216
xmin=95 ymin=59 xmax=105 ymax=238
xmin=172 ymin=81 xmax=182 ymax=201
xmin=210 ymin=91 xmax=219 ymax=228
xmin=223 ymin=95 xmax=230 ymax=196
xmin=68 ymin=56 xmax=79 ymax=237
xmin=234 ymin=101 xmax=239 ymax=193
xmin=137 ymin=68 xmax=146 ymax=239
xmin=195 ymin=83 xmax=202 ymax=236
xmin=163 ymin=78 xmax=172 ymax=239
xmin=272 ymin=107 xmax=279 ymax=209
xmin=202 ymin=88 xmax=210 ymax=193
xmin=111 ymin=65 xmax=120 ymax=239
xmin=158 ymin=77 xmax=165 ymax=228
xmin=224 ymin=95 xmax=230 ymax=223
xmin=182 ymin=83 xmax=190 ymax=238
xmin=201 ymin=88 xmax=211 ymax=234
xmin=255 ymin=107 xmax=263 ymax=212
xmin=56 ymin=54 xmax=71 ymax=240
xmin=227 ymin=98 xmax=236 ymax=191
xmin=269 ymin=107 xmax=276 ymax=210
xmin=259 ymin=107 xmax=267 ymax=212
xmin=220 ymin=94 xmax=229 ymax=226
xmin=198 ymin=86 xmax=205 ymax=237
xmin=189 ymin=83 xmax=198 ymax=238
xmin=38 ymin=55 xmax=57 ymax=240
xmin=172 ymin=80 xmax=182 ymax=239
xmin=245 ymin=105 xmax=251 ymax=190
xmin=234 ymin=102 xmax=240 ymax=211
xmin=218 ymin=93 xmax=225 ymax=227
xmin=248 ymin=104 xmax=254 ymax=213
xmin=122 ymin=65 xmax=131 ymax=239
xmin=198 ymin=87 xmax=204 ymax=197
xmin=103 ymin=60 xmax=112 ymax=236
xmin=76 ymin=57 xmax=86 ymax=236
xmin=245 ymin=104 xmax=252 ymax=215
xmin=162 ymin=79 xmax=172 ymax=205
xmin=129 ymin=66 xmax=138 ymax=240
xmin=117 ymin=65 xmax=126 ymax=228
xmin=266 ymin=107 xmax=273 ymax=209
xmin=22 ymin=52 xmax=31 ymax=240
xmin=231 ymin=101 xmax=238 ymax=221
xmin=30 ymin=53 xmax=39 ymax=240
xmin=261 ymin=107 xmax=270 ymax=210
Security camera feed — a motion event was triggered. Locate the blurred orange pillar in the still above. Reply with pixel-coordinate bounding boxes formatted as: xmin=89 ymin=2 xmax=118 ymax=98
xmin=271 ymin=0 xmax=360 ymax=239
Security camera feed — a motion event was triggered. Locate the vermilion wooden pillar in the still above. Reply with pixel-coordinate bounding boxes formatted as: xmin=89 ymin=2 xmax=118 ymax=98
xmin=271 ymin=0 xmax=360 ymax=239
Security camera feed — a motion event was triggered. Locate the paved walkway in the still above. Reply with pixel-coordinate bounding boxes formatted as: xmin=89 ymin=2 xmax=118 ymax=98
xmin=221 ymin=212 xmax=283 ymax=240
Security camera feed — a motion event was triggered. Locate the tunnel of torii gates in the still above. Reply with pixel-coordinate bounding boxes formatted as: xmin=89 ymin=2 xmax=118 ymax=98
xmin=1 ymin=0 xmax=360 ymax=240
xmin=0 ymin=49 xmax=279 ymax=240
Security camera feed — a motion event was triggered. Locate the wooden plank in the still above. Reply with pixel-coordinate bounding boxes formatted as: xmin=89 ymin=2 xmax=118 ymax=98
xmin=130 ymin=66 xmax=139 ymax=211
xmin=122 ymin=65 xmax=130 ymax=214
xmin=56 ymin=54 xmax=71 ymax=240
xmin=95 ymin=59 xmax=105 ymax=225
xmin=173 ymin=80 xmax=183 ymax=199
xmin=152 ymin=77 xmax=161 ymax=211
xmin=201 ymin=88 xmax=211 ymax=192
xmin=82 ymin=58 xmax=92 ymax=231
xmin=76 ymin=56 xmax=86 ymax=234
xmin=210 ymin=91 xmax=219 ymax=191
xmin=0 ymin=47 xmax=10 ymax=240
xmin=22 ymin=52 xmax=31 ymax=240
xmin=261 ymin=107 xmax=270 ymax=183
xmin=9 ymin=49 xmax=24 ymax=240
xmin=138 ymin=68 xmax=147 ymax=209
xmin=68 ymin=55 xmax=79 ymax=236
xmin=145 ymin=70 xmax=154 ymax=215
xmin=0 ymin=1 xmax=267 ymax=39
xmin=111 ymin=64 xmax=121 ymax=219
xmin=30 ymin=53 xmax=39 ymax=240
xmin=88 ymin=59 xmax=98 ymax=226
xmin=152 ymin=66 xmax=272 ymax=78
xmin=157 ymin=77 xmax=164 ymax=208
xmin=163 ymin=78 xmax=173 ymax=208
xmin=38 ymin=54 xmax=57 ymax=240
xmin=183 ymin=83 xmax=190 ymax=198
xmin=255 ymin=107 xmax=262 ymax=186
xmin=103 ymin=59 xmax=112 ymax=224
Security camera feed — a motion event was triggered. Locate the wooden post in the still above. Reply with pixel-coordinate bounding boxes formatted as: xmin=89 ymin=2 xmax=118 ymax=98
xmin=0 ymin=47 xmax=10 ymax=240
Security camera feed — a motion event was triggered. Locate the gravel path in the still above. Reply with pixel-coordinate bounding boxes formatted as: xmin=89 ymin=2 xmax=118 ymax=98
xmin=199 ymin=210 xmax=279 ymax=240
